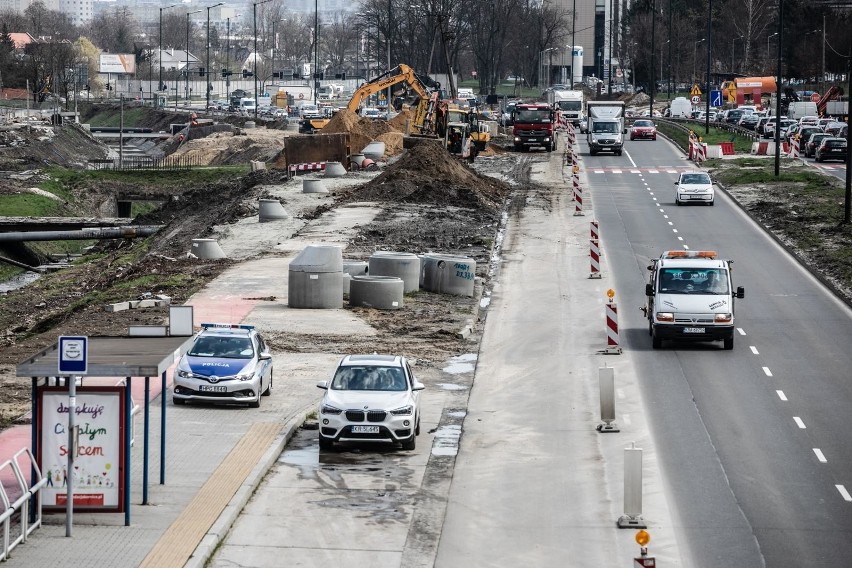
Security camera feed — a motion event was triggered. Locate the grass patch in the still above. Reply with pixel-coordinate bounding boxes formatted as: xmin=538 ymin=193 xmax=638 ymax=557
xmin=655 ymin=120 xmax=754 ymax=153
xmin=0 ymin=193 xmax=65 ymax=216
xmin=40 ymin=165 xmax=247 ymax=190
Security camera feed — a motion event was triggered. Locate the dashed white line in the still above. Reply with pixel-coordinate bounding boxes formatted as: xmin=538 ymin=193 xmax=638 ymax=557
xmin=631 ymin=169 xmax=641 ymax=173
xmin=793 ymin=417 xmax=806 ymax=429
xmin=648 ymin=169 xmax=659 ymax=173
xmin=672 ymin=229 xmax=678 ymax=233
xmin=737 ymin=328 xmax=746 ymax=335
xmin=777 ymin=390 xmax=788 ymax=401
xmin=594 ymin=170 xmax=605 ymax=174
xmin=814 ymin=448 xmax=827 ymax=463
xmin=763 ymin=367 xmax=773 ymax=377
xmin=612 ymin=169 xmax=623 ymax=174
xmin=663 ymin=214 xmax=669 ymax=219
xmin=837 ymin=485 xmax=852 ymax=501
xmin=677 ymin=236 xmax=683 ymax=241
xmin=668 ymin=221 xmax=674 ymax=225
xmin=659 ymin=208 xmax=665 ymax=213
xmin=749 ymin=346 xmax=759 ymax=354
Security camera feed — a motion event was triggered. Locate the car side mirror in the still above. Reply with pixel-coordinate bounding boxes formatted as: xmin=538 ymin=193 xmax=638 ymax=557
xmin=412 ymin=381 xmax=426 ymax=391
xmin=736 ymin=286 xmax=745 ymax=299
xmin=645 ymin=283 xmax=653 ymax=296
xmin=316 ymin=380 xmax=328 ymax=390
xmin=259 ymin=353 xmax=272 ymax=361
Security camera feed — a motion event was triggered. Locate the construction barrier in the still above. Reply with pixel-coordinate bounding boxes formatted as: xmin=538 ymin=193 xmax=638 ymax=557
xmin=604 ymin=299 xmax=622 ymax=354
xmin=789 ymin=136 xmax=800 ymax=158
xmin=590 ymin=239 xmax=601 ymax=278
xmin=720 ymin=141 xmax=735 ymax=155
xmin=751 ymin=141 xmax=769 ymax=155
xmin=573 ymin=158 xmax=583 ymax=216
xmin=288 ymin=161 xmax=327 ymax=176
xmin=590 ymin=220 xmax=599 ymax=242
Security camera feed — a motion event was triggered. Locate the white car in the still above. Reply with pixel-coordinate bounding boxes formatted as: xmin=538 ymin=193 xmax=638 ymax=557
xmin=317 ymin=354 xmax=424 ymax=450
xmin=675 ymin=171 xmax=714 ymax=206
xmin=172 ymin=323 xmax=273 ymax=408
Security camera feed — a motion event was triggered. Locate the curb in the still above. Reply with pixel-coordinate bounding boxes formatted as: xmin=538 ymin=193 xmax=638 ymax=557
xmin=184 ymin=404 xmax=314 ymax=568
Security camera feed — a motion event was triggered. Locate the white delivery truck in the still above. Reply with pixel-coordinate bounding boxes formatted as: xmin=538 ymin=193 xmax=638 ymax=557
xmin=787 ymin=101 xmax=818 ymax=120
xmin=586 ymin=100 xmax=626 ymax=155
xmin=668 ymin=96 xmax=692 ymax=118
xmin=551 ymin=90 xmax=584 ymax=125
xmin=642 ymin=250 xmax=745 ymax=350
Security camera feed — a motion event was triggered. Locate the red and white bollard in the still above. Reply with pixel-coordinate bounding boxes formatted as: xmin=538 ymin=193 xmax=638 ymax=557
xmin=590 ymin=239 xmax=601 ymax=278
xmin=590 ymin=220 xmax=599 ymax=241
xmin=573 ymin=156 xmax=583 ymax=216
xmin=604 ymin=289 xmax=622 ymax=354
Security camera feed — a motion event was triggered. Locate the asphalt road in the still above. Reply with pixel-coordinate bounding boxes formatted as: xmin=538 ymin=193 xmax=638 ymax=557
xmin=595 ymin=135 xmax=852 ymax=567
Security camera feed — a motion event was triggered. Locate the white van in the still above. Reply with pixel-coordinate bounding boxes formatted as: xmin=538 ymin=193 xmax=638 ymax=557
xmin=239 ymin=98 xmax=256 ymax=114
xmin=787 ymin=101 xmax=818 ymax=121
xmin=668 ymin=97 xmax=691 ymax=118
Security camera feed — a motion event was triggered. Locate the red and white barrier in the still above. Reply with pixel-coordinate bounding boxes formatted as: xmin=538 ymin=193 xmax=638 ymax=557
xmin=788 ymin=137 xmax=800 ymax=158
xmin=573 ymin=170 xmax=583 ymax=215
xmin=288 ymin=161 xmax=326 ymax=175
xmin=590 ymin=239 xmax=601 ymax=278
xmin=604 ymin=299 xmax=622 ymax=354
xmin=590 ymin=220 xmax=599 ymax=242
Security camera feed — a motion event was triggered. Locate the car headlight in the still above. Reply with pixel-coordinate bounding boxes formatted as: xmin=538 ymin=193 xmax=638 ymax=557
xmin=390 ymin=405 xmax=414 ymax=416
xmin=715 ymin=313 xmax=733 ymax=323
xmin=321 ymin=404 xmax=342 ymax=415
xmin=236 ymin=372 xmax=254 ymax=381
xmin=514 ymin=136 xmax=521 ymax=142
xmin=177 ymin=369 xmax=193 ymax=378
xmin=655 ymin=312 xmax=674 ymax=322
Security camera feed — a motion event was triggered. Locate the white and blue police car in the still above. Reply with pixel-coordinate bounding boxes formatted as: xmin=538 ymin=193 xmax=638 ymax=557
xmin=172 ymin=323 xmax=273 ymax=408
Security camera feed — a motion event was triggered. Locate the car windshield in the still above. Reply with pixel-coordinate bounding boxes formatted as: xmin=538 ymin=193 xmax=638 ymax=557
xmin=826 ymin=140 xmax=847 ymax=148
xmin=557 ymin=101 xmax=582 ymax=111
xmin=514 ymin=109 xmax=551 ymax=122
xmin=659 ymin=268 xmax=729 ymax=295
xmin=189 ymin=335 xmax=254 ymax=359
xmin=593 ymin=122 xmax=619 ymax=133
xmin=634 ymin=120 xmax=654 ymax=127
xmin=330 ymin=366 xmax=407 ymax=391
xmin=680 ymin=173 xmax=711 ymax=184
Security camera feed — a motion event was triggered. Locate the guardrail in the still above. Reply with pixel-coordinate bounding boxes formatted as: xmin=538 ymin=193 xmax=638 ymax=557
xmin=0 ymin=448 xmax=48 ymax=561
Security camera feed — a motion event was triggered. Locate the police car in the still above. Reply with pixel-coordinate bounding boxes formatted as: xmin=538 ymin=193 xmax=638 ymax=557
xmin=172 ymin=323 xmax=273 ymax=408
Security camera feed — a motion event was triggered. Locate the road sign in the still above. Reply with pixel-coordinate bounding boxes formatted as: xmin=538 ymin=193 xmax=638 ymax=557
xmin=690 ymin=84 xmax=702 ymax=97
xmin=58 ymin=335 xmax=88 ymax=374
xmin=691 ymin=95 xmax=701 ymax=105
xmin=810 ymin=92 xmax=820 ymax=103
xmin=710 ymin=90 xmax=722 ymax=107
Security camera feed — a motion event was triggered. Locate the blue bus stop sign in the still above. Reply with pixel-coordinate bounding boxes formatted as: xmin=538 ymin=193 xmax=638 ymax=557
xmin=710 ymin=90 xmax=722 ymax=107
xmin=58 ymin=336 xmax=88 ymax=374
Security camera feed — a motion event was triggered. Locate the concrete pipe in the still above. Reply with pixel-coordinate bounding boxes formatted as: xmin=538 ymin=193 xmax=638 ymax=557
xmin=342 ymin=272 xmax=352 ymax=296
xmin=258 ymin=198 xmax=289 ymax=222
xmin=420 ymin=253 xmax=476 ymax=296
xmin=302 ymin=177 xmax=329 ymax=194
xmin=244 ymin=121 xmax=256 ymax=129
xmin=369 ymin=251 xmax=420 ymax=293
xmin=190 ymin=238 xmax=227 ymax=259
xmin=362 ymin=141 xmax=385 ymax=160
xmin=342 ymin=261 xmax=368 ymax=276
xmin=324 ymin=161 xmax=347 ymax=178
xmin=350 ymin=153 xmax=366 ymax=167
xmin=288 ymin=245 xmax=344 ymax=309
xmin=349 ymin=275 xmax=404 ymax=310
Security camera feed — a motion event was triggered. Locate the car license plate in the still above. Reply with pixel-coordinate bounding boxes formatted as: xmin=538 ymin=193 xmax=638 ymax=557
xmin=683 ymin=327 xmax=705 ymax=334
xmin=199 ymin=385 xmax=227 ymax=392
xmin=351 ymin=425 xmax=380 ymax=434
xmin=527 ymin=138 xmax=538 ymax=142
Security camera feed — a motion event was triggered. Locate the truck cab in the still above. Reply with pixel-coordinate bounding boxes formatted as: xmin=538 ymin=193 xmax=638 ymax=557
xmin=586 ymin=100 xmax=626 ymax=155
xmin=642 ymin=250 xmax=745 ymax=350
xmin=511 ymin=103 xmax=557 ymax=152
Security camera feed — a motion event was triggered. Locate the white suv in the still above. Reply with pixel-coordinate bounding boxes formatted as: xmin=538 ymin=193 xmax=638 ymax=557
xmin=317 ymin=354 xmax=424 ymax=450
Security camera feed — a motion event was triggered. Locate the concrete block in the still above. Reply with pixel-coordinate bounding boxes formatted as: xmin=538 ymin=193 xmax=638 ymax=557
xmin=105 ymin=302 xmax=130 ymax=312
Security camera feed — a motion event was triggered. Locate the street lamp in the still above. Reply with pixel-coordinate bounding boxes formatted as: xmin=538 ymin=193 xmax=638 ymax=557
xmin=159 ymin=4 xmax=177 ymax=102
xmin=692 ymin=38 xmax=705 ymax=84
xmin=767 ymin=32 xmax=778 ymax=63
xmin=254 ymin=0 xmax=273 ymax=119
xmin=225 ymin=14 xmax=240 ymax=102
xmin=206 ymin=2 xmax=224 ymax=112
xmin=271 ymin=18 xmax=286 ymax=85
xmin=732 ymin=35 xmax=744 ymax=74
xmin=186 ymin=9 xmax=203 ymax=107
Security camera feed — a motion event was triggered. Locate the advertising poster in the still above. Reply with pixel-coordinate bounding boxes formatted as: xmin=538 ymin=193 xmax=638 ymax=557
xmin=39 ymin=388 xmax=124 ymax=511
xmin=98 ymin=54 xmax=136 ymax=74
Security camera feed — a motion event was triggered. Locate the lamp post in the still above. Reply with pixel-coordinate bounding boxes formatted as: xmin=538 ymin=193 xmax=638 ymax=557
xmin=206 ymin=2 xmax=224 ymax=112
xmin=692 ymin=38 xmax=705 ymax=83
xmin=570 ymin=0 xmax=576 ymax=89
xmin=313 ymin=0 xmax=319 ymax=106
xmin=225 ymin=14 xmax=240 ymax=101
xmin=704 ymin=0 xmax=712 ymax=134
xmin=767 ymin=32 xmax=778 ymax=65
xmin=186 ymin=9 xmax=203 ymax=107
xmin=253 ymin=0 xmax=273 ymax=119
xmin=159 ymin=4 xmax=177 ymax=102
xmin=732 ymin=35 xmax=743 ymax=74
xmin=607 ymin=0 xmax=613 ymax=95
xmin=649 ymin=0 xmax=656 ymax=116
xmin=271 ymin=18 xmax=286 ymax=86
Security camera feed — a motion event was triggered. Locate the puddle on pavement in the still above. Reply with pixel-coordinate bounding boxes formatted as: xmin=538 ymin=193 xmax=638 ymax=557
xmin=442 ymin=353 xmax=477 ymax=374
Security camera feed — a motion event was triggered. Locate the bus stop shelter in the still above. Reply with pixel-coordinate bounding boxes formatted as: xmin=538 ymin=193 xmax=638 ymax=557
xmin=16 ymin=332 xmax=194 ymax=526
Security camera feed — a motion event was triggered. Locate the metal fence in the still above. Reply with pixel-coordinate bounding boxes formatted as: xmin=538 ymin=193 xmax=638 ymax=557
xmin=0 ymin=447 xmax=48 ymax=561
xmin=87 ymin=155 xmax=202 ymax=171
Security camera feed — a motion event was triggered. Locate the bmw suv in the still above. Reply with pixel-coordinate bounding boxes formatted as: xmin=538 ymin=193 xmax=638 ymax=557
xmin=317 ymin=354 xmax=424 ymax=450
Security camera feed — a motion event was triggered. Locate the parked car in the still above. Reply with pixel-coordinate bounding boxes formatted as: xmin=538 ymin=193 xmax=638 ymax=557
xmin=675 ymin=171 xmax=715 ymax=206
xmin=172 ymin=323 xmax=273 ymax=408
xmin=316 ymin=354 xmax=425 ymax=451
xmin=630 ymin=119 xmax=657 ymax=140
xmin=814 ymin=137 xmax=848 ymax=162
xmin=804 ymin=133 xmax=832 ymax=158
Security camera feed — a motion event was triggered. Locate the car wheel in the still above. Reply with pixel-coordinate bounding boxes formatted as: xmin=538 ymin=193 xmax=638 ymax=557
xmin=708 ymin=200 xmax=715 ymax=206
xmin=401 ymin=434 xmax=416 ymax=451
xmin=318 ymin=436 xmax=334 ymax=450
xmin=653 ymin=135 xmax=657 ymax=140
xmin=173 ymin=396 xmax=186 ymax=406
xmin=723 ymin=335 xmax=734 ymax=350
xmin=249 ymin=395 xmax=261 ymax=408
xmin=415 ymin=414 xmax=421 ymax=436
xmin=676 ymin=197 xmax=681 ymax=206
xmin=262 ymin=371 xmax=272 ymax=396
xmin=616 ymin=150 xmax=623 ymax=156
xmin=630 ymin=135 xmax=635 ymax=141
xmin=652 ymin=332 xmax=662 ymax=349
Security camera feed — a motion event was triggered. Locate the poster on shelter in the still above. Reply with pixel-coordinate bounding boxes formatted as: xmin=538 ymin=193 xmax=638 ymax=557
xmin=98 ymin=54 xmax=136 ymax=74
xmin=40 ymin=389 xmax=123 ymax=510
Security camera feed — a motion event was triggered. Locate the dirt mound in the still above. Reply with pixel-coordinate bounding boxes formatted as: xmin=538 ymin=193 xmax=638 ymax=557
xmin=0 ymin=122 xmax=111 ymax=169
xmin=322 ymin=109 xmax=400 ymax=155
xmin=375 ymin=131 xmax=404 ymax=156
xmin=388 ymin=109 xmax=414 ymax=131
xmin=337 ymin=139 xmax=510 ymax=211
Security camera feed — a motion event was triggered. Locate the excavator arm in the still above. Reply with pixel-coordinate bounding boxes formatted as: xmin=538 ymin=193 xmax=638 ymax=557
xmin=347 ymin=64 xmax=441 ymax=134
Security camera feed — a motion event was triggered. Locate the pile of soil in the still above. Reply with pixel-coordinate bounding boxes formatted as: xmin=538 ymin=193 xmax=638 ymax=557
xmin=322 ymin=109 xmax=401 ymax=156
xmin=0 ymin=122 xmax=111 ymax=169
xmin=337 ymin=139 xmax=510 ymax=212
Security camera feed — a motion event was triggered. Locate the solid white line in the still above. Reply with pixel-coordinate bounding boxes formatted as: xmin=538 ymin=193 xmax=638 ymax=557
xmin=763 ymin=367 xmax=773 ymax=377
xmin=750 ymin=346 xmax=759 ymax=354
xmin=793 ymin=416 xmax=806 ymax=429
xmin=737 ymin=328 xmax=746 ymax=335
xmin=837 ymin=485 xmax=852 ymax=501
xmin=777 ymin=390 xmax=787 ymax=401
xmin=625 ymin=150 xmax=638 ymax=167
xmin=814 ymin=448 xmax=827 ymax=463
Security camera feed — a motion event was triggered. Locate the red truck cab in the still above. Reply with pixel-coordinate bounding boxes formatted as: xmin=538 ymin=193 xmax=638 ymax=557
xmin=511 ymin=103 xmax=557 ymax=152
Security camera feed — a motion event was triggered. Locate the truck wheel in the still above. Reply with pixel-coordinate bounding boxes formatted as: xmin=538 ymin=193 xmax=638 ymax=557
xmin=652 ymin=333 xmax=662 ymax=349
xmin=590 ymin=148 xmax=598 ymax=156
xmin=723 ymin=335 xmax=734 ymax=350
xmin=616 ymin=150 xmax=623 ymax=156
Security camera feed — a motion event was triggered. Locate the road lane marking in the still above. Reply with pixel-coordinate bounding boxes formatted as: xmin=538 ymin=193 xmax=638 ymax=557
xmin=625 ymin=150 xmax=638 ymax=167
xmin=763 ymin=367 xmax=773 ymax=377
xmin=631 ymin=169 xmax=641 ymax=173
xmin=750 ymin=346 xmax=759 ymax=354
xmin=648 ymin=169 xmax=659 ymax=173
xmin=777 ymin=390 xmax=787 ymax=401
xmin=672 ymin=229 xmax=678 ymax=233
xmin=594 ymin=170 xmax=604 ymax=173
xmin=814 ymin=448 xmax=827 ymax=463
xmin=677 ymin=236 xmax=683 ymax=241
xmin=663 ymin=214 xmax=669 ymax=219
xmin=837 ymin=485 xmax=852 ymax=501
xmin=737 ymin=328 xmax=746 ymax=335
xmin=668 ymin=221 xmax=674 ymax=225
xmin=793 ymin=417 xmax=806 ymax=429
xmin=659 ymin=208 xmax=665 ymax=213
xmin=612 ymin=169 xmax=622 ymax=173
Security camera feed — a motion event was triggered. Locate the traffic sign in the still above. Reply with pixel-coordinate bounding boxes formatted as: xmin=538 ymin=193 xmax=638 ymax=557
xmin=810 ymin=92 xmax=820 ymax=103
xmin=710 ymin=90 xmax=722 ymax=107
xmin=690 ymin=84 xmax=702 ymax=97
xmin=58 ymin=335 xmax=88 ymax=374
xmin=691 ymin=95 xmax=701 ymax=105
